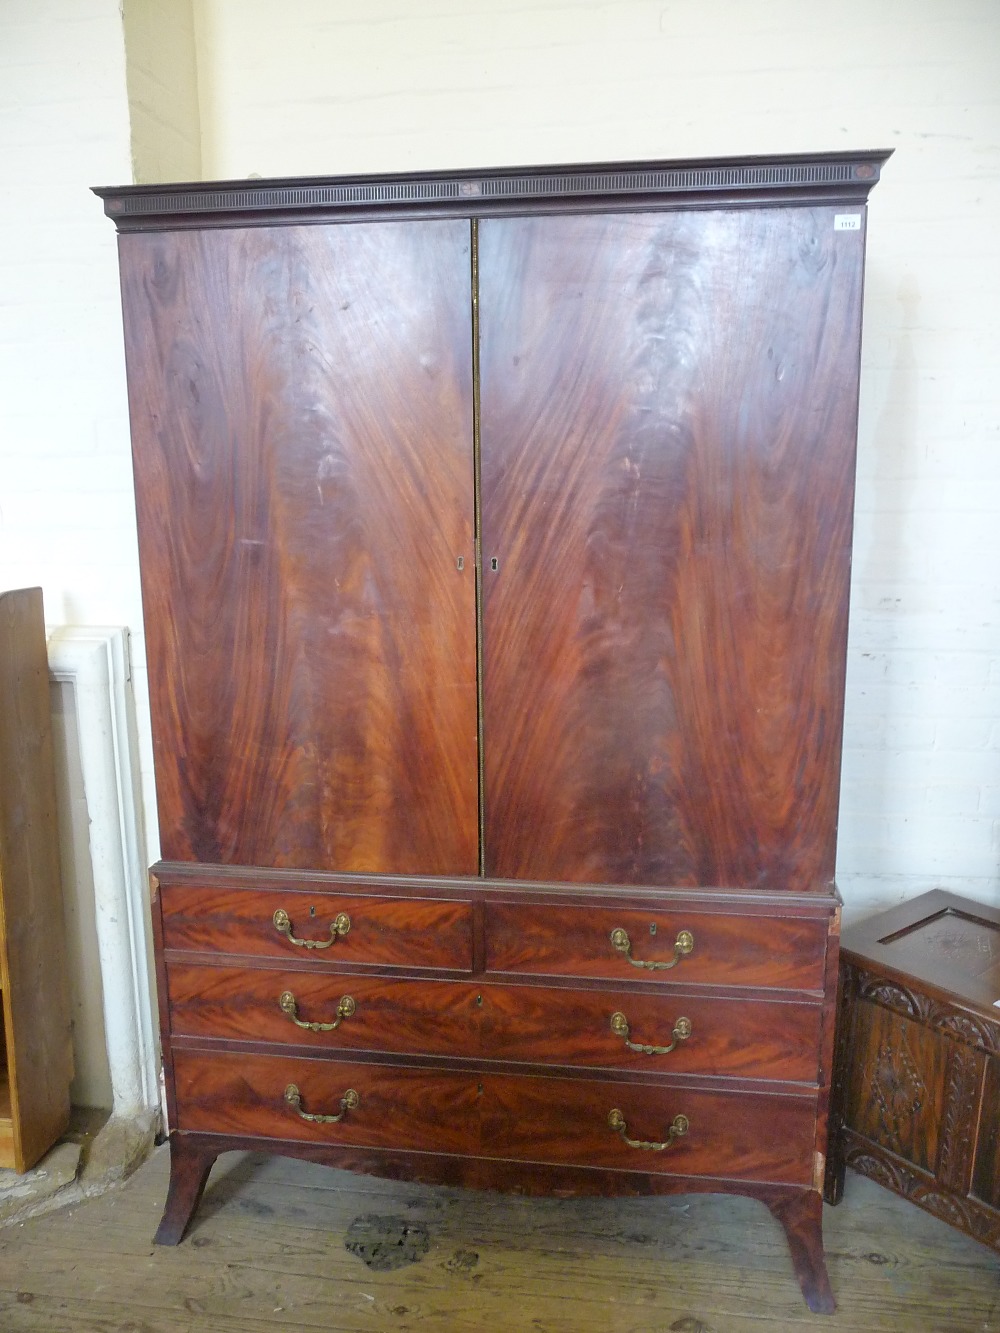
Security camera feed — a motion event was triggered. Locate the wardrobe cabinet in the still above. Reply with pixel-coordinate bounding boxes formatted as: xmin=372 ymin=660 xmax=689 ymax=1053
xmin=98 ymin=151 xmax=888 ymax=1313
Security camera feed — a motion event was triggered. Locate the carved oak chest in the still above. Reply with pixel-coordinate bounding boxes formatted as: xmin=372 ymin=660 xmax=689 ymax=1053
xmin=826 ymin=889 xmax=1000 ymax=1252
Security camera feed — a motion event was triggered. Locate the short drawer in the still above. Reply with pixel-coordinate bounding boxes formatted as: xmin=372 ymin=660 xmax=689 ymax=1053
xmin=159 ymin=884 xmax=473 ymax=971
xmin=166 ymin=964 xmax=481 ymax=1058
xmin=172 ymin=1049 xmax=817 ymax=1184
xmin=486 ymin=903 xmax=828 ymax=990
xmin=166 ymin=961 xmax=821 ymax=1082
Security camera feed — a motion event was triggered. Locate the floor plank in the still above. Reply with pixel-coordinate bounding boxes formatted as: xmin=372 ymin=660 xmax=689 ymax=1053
xmin=0 ymin=1146 xmax=997 ymax=1331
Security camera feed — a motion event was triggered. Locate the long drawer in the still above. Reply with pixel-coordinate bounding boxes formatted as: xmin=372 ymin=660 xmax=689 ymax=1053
xmin=172 ymin=1049 xmax=817 ymax=1184
xmin=165 ymin=962 xmax=822 ymax=1081
xmin=159 ymin=883 xmax=474 ymax=971
xmin=486 ymin=902 xmax=829 ymax=990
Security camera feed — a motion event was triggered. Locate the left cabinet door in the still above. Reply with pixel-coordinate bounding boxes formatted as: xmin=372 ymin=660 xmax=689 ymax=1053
xmin=119 ymin=220 xmax=479 ymax=876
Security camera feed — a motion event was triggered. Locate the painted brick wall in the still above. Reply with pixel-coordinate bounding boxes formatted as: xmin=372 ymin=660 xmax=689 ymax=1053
xmin=2 ymin=0 xmax=998 ymax=927
xmin=123 ymin=0 xmax=201 ymax=184
xmin=0 ymin=1 xmax=136 ymax=631
xmin=0 ymin=0 xmax=138 ymax=1107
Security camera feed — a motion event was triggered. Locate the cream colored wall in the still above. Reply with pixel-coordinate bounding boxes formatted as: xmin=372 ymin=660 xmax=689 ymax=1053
xmin=191 ymin=0 xmax=1000 ymax=920
xmin=123 ymin=0 xmax=201 ymax=183
xmin=193 ymin=0 xmax=996 ymax=175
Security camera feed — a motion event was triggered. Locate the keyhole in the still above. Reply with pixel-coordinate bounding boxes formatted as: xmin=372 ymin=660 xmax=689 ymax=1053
xmin=476 ymin=994 xmax=483 ymax=1006
xmin=456 ymin=556 xmax=464 ymax=571
xmin=649 ymin=922 xmax=657 ymax=936
xmin=309 ymin=905 xmax=317 ymax=917
xmin=490 ymin=557 xmax=499 ymax=571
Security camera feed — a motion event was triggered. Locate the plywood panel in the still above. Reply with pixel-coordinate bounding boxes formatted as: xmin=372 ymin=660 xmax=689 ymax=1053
xmin=0 ymin=588 xmax=73 ymax=1171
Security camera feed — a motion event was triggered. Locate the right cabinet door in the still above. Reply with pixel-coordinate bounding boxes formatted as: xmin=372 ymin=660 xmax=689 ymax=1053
xmin=478 ymin=209 xmax=866 ymax=889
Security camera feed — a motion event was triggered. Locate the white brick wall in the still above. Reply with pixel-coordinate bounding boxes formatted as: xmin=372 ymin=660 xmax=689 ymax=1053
xmin=0 ymin=0 xmax=139 ymax=1107
xmin=2 ymin=0 xmax=998 ymax=931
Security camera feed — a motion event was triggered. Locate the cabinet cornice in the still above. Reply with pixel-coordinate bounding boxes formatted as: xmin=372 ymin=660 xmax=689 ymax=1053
xmin=95 ymin=150 xmax=891 ymax=232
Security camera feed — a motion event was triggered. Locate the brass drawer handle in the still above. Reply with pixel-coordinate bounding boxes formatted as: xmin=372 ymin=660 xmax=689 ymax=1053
xmin=608 ymin=1108 xmax=689 ymax=1152
xmin=284 ymin=1084 xmax=359 ymax=1124
xmin=273 ymin=908 xmax=350 ymax=949
xmin=610 ymin=927 xmax=693 ymax=970
xmin=279 ymin=990 xmax=356 ymax=1032
xmin=610 ymin=1011 xmax=692 ymax=1055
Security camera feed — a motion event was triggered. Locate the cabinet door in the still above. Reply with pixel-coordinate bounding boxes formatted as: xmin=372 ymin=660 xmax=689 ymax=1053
xmin=120 ymin=220 xmax=478 ymax=876
xmin=479 ymin=210 xmax=864 ymax=888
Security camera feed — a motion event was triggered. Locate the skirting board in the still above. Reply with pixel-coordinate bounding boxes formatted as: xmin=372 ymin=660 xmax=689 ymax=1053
xmin=46 ymin=627 xmax=160 ymax=1123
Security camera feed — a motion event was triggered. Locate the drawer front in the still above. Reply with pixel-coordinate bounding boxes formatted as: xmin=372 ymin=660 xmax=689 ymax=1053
xmin=483 ymin=1073 xmax=817 ymax=1183
xmin=173 ymin=1049 xmax=481 ymax=1156
xmin=172 ymin=1050 xmax=816 ymax=1183
xmin=480 ymin=985 xmax=822 ymax=1082
xmin=159 ymin=884 xmax=473 ymax=971
xmin=486 ymin=903 xmax=828 ymax=990
xmin=166 ymin=965 xmax=481 ymax=1058
xmin=166 ymin=963 xmax=821 ymax=1081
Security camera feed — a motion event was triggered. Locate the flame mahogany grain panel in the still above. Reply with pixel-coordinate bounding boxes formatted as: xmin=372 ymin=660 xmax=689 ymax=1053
xmin=118 ymin=221 xmax=478 ymax=876
xmin=172 ymin=1049 xmax=816 ymax=1182
xmin=482 ymin=1071 xmax=816 ymax=1181
xmin=485 ymin=902 xmax=829 ymax=990
xmin=174 ymin=1050 xmax=481 ymax=1155
xmin=158 ymin=883 xmax=474 ymax=970
xmin=165 ymin=962 xmax=822 ymax=1081
xmin=476 ymin=983 xmax=821 ymax=1080
xmin=478 ymin=208 xmax=863 ymax=888
xmin=166 ymin=966 xmax=482 ymax=1057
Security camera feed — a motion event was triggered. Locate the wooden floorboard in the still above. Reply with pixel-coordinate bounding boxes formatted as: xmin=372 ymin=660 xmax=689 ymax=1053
xmin=0 ymin=1146 xmax=997 ymax=1331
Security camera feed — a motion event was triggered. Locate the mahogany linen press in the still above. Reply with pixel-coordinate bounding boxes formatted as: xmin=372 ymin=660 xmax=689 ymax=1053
xmin=97 ymin=150 xmax=889 ymax=1313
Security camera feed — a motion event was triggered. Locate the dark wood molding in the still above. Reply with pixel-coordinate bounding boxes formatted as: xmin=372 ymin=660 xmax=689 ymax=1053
xmin=95 ymin=150 xmax=891 ymax=231
xmin=845 ymin=963 xmax=1000 ymax=1056
xmin=152 ymin=859 xmax=840 ymax=916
